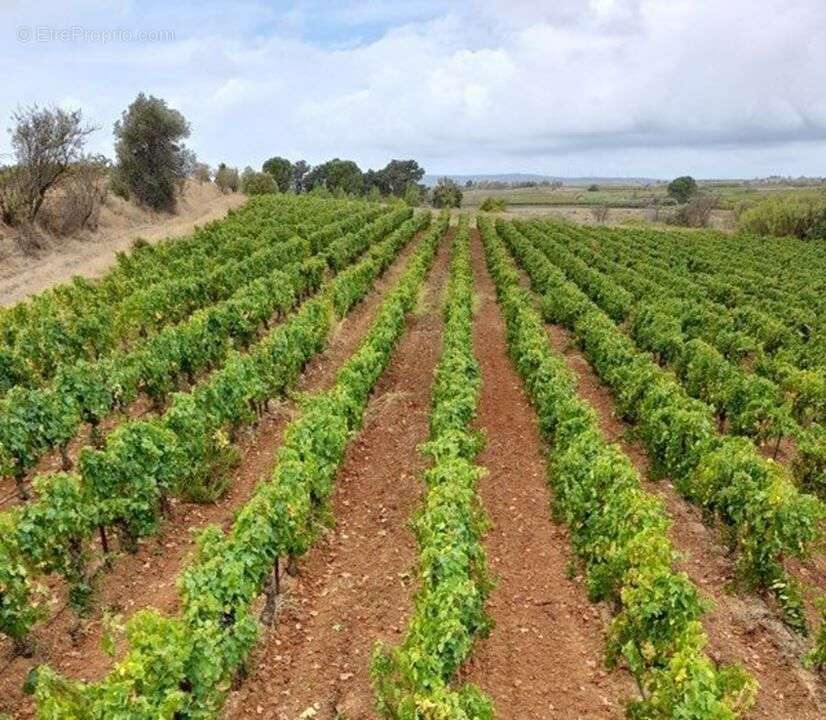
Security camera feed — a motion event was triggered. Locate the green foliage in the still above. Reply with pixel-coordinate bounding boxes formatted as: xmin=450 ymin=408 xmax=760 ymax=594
xmin=372 ymin=215 xmax=493 ymax=718
xmin=804 ymin=597 xmax=826 ymax=672
xmin=737 ymin=193 xmax=826 ymax=240
xmin=0 ymin=199 xmax=420 ymax=648
xmin=478 ymin=215 xmax=756 ymax=717
xmin=305 ymin=158 xmax=364 ymax=195
xmin=479 ymin=196 xmax=506 ymax=212
xmin=667 ymin=176 xmax=698 ymax=204
xmin=29 ymin=209 xmax=449 ymax=719
xmin=0 ymin=512 xmax=44 ymax=646
xmin=403 ymin=182 xmax=421 ymax=207
xmin=261 ymin=156 xmax=292 ymax=192
xmin=240 ymin=167 xmax=275 ymax=195
xmin=501 ymin=216 xmax=824 ymax=630
xmin=431 ymin=177 xmax=463 ymax=208
xmin=17 ymin=473 xmax=96 ymax=612
xmin=213 ymin=163 xmax=239 ymax=193
xmin=113 ymin=93 xmax=191 ymax=211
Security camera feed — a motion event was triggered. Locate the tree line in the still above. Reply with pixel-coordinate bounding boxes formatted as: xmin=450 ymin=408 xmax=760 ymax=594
xmin=216 ymin=155 xmax=463 ymax=210
xmin=1 ymin=93 xmax=464 ymax=253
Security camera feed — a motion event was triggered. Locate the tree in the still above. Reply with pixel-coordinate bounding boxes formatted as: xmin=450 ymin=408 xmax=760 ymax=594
xmin=403 ymin=182 xmax=423 ymax=207
xmin=241 ymin=166 xmax=275 ymax=195
xmin=291 ymin=160 xmax=310 ymax=193
xmin=214 ymin=163 xmax=239 ymax=193
xmin=479 ymin=196 xmax=506 ymax=212
xmin=304 ymin=158 xmax=363 ymax=195
xmin=431 ymin=177 xmax=462 ymax=208
xmin=113 ymin=94 xmax=191 ymax=211
xmin=380 ymin=159 xmax=425 ymax=197
xmin=363 ymin=169 xmax=386 ymax=197
xmin=667 ymin=176 xmax=698 ymax=204
xmin=262 ymin=156 xmax=292 ymax=192
xmin=670 ymin=194 xmax=716 ymax=228
xmin=1 ymin=105 xmax=95 ymax=225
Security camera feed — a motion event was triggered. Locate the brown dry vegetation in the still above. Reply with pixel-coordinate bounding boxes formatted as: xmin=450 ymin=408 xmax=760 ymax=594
xmin=0 ymin=180 xmax=244 ymax=306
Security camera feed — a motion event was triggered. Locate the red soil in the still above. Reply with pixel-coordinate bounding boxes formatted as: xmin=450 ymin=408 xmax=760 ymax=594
xmin=222 ymin=230 xmax=453 ymax=719
xmin=460 ymin=229 xmax=635 ymax=719
xmin=543 ymin=321 xmax=826 ymax=719
xmin=0 ymin=232 xmax=427 ymax=720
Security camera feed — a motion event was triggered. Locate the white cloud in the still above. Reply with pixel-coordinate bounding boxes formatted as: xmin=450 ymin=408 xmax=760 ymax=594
xmin=1 ymin=0 xmax=825 ymax=177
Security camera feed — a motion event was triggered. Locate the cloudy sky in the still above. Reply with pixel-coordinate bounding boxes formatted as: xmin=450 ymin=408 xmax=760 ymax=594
xmin=2 ymin=0 xmax=825 ymax=179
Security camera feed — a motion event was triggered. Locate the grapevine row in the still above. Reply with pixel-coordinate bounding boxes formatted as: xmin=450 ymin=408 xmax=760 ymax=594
xmin=0 ymin=209 xmax=430 ymax=649
xmin=0 ymin=205 xmax=409 ymax=499
xmin=0 ymin=199 xmax=380 ymax=393
xmin=551 ymin=222 xmax=824 ymax=381
xmin=479 ymin=216 xmax=757 ymax=718
xmin=372 ymin=215 xmax=494 ymax=718
xmin=513 ymin=221 xmax=824 ymax=497
xmin=499 ymin=219 xmax=823 ymax=632
xmin=31 ymin=212 xmax=450 ymax=719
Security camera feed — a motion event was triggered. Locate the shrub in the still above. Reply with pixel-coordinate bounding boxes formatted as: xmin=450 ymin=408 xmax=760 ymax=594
xmin=667 ymin=194 xmax=716 ymax=228
xmin=588 ymin=184 xmax=599 ymax=192
xmin=304 ymin=159 xmax=363 ymax=195
xmin=113 ymin=94 xmax=191 ymax=212
xmin=192 ymin=163 xmax=212 ymax=183
xmin=240 ymin=168 xmax=275 ymax=195
xmin=479 ymin=196 xmax=506 ymax=212
xmin=39 ymin=155 xmax=110 ymax=235
xmin=432 ymin=178 xmax=463 ymax=208
xmin=403 ymin=182 xmax=422 ymax=207
xmin=590 ymin=204 xmax=609 ymax=223
xmin=668 ymin=176 xmax=698 ymax=204
xmin=0 ymin=166 xmax=27 ymax=226
xmin=737 ymin=194 xmax=826 ymax=240
xmin=213 ymin=163 xmax=239 ymax=194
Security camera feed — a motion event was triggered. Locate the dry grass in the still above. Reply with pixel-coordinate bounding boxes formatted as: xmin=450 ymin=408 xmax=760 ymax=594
xmin=0 ymin=180 xmax=245 ymax=306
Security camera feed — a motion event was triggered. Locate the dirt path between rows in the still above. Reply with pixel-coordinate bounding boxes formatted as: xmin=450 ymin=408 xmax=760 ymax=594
xmin=0 ymin=232 xmax=427 ymax=720
xmin=221 ymin=231 xmax=452 ymax=720
xmin=461 ymin=229 xmax=634 ymax=719
xmin=542 ymin=321 xmax=826 ymax=719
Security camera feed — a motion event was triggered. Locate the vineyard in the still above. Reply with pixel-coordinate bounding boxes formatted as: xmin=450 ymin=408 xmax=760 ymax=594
xmin=0 ymin=195 xmax=824 ymax=720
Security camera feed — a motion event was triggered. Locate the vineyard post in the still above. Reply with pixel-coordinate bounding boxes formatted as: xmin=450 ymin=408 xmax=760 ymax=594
xmin=260 ymin=556 xmax=281 ymax=627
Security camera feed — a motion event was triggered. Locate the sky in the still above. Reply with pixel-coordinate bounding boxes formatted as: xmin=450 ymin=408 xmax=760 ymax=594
xmin=1 ymin=0 xmax=825 ymax=179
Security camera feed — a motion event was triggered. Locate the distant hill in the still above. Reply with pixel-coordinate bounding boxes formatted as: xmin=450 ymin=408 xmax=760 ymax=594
xmin=422 ymin=174 xmax=664 ymax=187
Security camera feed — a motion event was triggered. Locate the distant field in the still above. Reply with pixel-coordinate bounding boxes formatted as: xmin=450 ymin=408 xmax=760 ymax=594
xmin=463 ymin=184 xmax=670 ymax=208
xmin=462 ymin=181 xmax=826 ymax=210
xmin=460 ymin=181 xmax=826 ymax=232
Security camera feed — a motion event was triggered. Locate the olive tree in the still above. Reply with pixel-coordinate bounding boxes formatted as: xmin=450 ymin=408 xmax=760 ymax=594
xmin=0 ymin=105 xmax=94 ymax=225
xmin=214 ymin=163 xmax=239 ymax=193
xmin=113 ymin=94 xmax=191 ymax=211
